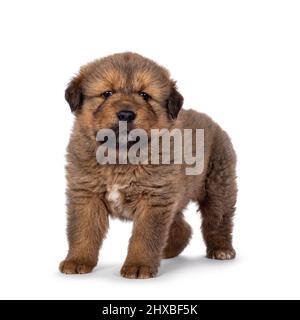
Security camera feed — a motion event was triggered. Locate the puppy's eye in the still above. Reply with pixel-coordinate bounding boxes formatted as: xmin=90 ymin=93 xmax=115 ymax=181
xmin=138 ymin=91 xmax=151 ymax=102
xmin=102 ymin=91 xmax=113 ymax=99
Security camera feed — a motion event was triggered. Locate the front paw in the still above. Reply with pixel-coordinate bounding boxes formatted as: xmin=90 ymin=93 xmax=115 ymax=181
xmin=207 ymin=248 xmax=236 ymax=260
xmin=59 ymin=259 xmax=96 ymax=274
xmin=120 ymin=264 xmax=158 ymax=279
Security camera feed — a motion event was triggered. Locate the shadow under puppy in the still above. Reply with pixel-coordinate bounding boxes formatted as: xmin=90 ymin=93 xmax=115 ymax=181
xmin=59 ymin=52 xmax=237 ymax=279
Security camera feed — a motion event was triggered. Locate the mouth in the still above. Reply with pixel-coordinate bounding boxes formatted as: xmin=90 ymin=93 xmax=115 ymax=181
xmin=112 ymin=126 xmax=140 ymax=149
xmin=94 ymin=123 xmax=139 ymax=149
xmin=111 ymin=122 xmax=135 ymax=134
xmin=96 ymin=121 xmax=150 ymax=150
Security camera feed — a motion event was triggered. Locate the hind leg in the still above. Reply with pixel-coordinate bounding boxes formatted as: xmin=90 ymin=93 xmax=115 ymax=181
xmin=199 ymin=156 xmax=237 ymax=260
xmin=162 ymin=213 xmax=192 ymax=259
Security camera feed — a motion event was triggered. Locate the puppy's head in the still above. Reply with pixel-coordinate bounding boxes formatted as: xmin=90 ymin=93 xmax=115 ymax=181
xmin=65 ymin=52 xmax=183 ymax=137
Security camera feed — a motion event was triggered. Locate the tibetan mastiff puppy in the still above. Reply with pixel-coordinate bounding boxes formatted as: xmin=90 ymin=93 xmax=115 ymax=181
xmin=59 ymin=52 xmax=237 ymax=279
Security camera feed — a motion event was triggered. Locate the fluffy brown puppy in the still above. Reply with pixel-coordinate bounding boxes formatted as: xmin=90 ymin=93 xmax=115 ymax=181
xmin=59 ymin=52 xmax=237 ymax=279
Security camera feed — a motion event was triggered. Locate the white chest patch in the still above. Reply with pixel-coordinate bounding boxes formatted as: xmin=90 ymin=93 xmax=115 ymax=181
xmin=107 ymin=184 xmax=122 ymax=205
xmin=106 ymin=184 xmax=133 ymax=218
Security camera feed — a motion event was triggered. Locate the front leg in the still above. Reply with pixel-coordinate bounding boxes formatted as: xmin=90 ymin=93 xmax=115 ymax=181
xmin=59 ymin=193 xmax=109 ymax=274
xmin=121 ymin=202 xmax=175 ymax=279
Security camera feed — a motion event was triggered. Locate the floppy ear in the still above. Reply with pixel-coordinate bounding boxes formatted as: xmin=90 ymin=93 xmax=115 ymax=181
xmin=65 ymin=75 xmax=84 ymax=113
xmin=166 ymin=82 xmax=184 ymax=119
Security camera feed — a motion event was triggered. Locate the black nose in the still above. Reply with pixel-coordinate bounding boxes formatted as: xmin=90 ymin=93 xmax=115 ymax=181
xmin=117 ymin=110 xmax=136 ymax=122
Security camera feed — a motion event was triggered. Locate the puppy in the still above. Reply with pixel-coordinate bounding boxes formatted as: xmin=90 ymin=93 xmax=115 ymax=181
xmin=59 ymin=52 xmax=237 ymax=279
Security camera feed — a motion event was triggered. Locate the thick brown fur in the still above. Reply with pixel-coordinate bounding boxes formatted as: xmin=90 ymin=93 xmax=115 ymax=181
xmin=59 ymin=52 xmax=237 ymax=279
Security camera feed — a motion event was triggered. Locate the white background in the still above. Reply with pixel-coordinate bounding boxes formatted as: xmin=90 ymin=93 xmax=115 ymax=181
xmin=0 ymin=0 xmax=299 ymax=300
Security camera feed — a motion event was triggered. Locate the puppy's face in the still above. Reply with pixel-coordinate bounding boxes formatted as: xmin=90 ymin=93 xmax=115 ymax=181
xmin=65 ymin=53 xmax=183 ymax=138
